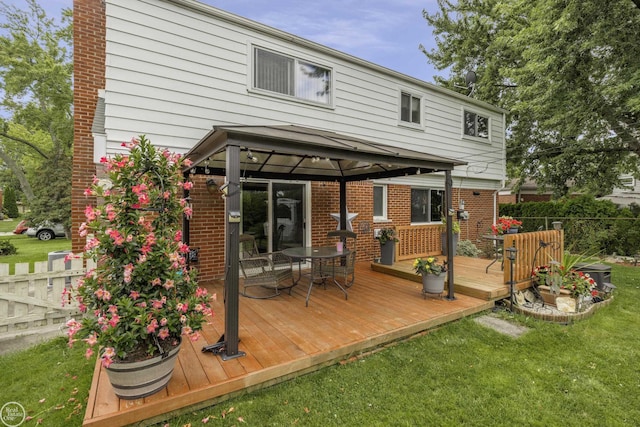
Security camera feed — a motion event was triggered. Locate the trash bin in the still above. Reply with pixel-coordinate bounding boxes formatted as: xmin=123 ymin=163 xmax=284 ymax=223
xmin=574 ymin=263 xmax=612 ymax=291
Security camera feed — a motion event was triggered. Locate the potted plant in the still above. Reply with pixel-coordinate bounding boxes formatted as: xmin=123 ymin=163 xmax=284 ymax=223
xmin=63 ymin=136 xmax=214 ymax=399
xmin=491 ymin=216 xmax=522 ymax=235
xmin=414 ymin=256 xmax=448 ymax=296
xmin=440 ymin=217 xmax=461 ymax=255
xmin=531 ymin=252 xmax=600 ymax=312
xmin=376 ymin=227 xmax=398 ymax=265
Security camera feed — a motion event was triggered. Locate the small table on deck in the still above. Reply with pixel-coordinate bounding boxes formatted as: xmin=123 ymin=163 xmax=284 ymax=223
xmin=282 ymin=246 xmax=349 ymax=306
xmin=482 ymin=234 xmax=504 ymax=273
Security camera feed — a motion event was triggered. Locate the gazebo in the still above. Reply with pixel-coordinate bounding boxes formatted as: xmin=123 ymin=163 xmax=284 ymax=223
xmin=183 ymin=124 xmax=466 ymax=359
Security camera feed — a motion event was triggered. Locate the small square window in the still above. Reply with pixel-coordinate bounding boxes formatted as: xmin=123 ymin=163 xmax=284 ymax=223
xmin=463 ymin=110 xmax=489 ymax=139
xmin=400 ymin=92 xmax=421 ymax=124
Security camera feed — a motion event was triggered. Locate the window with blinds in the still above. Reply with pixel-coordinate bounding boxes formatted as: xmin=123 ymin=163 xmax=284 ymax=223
xmin=253 ymin=47 xmax=331 ymax=105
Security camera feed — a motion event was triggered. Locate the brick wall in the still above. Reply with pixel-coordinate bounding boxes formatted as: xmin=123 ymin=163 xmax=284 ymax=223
xmin=72 ymin=0 xmax=105 ymax=253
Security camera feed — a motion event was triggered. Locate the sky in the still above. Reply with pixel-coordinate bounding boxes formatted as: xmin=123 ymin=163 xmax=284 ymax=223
xmin=4 ymin=0 xmax=442 ymax=83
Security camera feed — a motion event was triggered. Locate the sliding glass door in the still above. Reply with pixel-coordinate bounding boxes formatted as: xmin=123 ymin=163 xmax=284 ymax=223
xmin=241 ymin=181 xmax=306 ymax=253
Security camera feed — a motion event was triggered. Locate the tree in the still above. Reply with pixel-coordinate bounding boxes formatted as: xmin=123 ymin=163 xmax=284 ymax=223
xmin=3 ymin=185 xmax=18 ymax=218
xmin=0 ymin=0 xmax=73 ymax=228
xmin=422 ymin=0 xmax=640 ymax=198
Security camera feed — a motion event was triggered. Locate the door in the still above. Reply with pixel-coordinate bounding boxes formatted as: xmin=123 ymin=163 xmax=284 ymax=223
xmin=241 ymin=181 xmax=306 ymax=253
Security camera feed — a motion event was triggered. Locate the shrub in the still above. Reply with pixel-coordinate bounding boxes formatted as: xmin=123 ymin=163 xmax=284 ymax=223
xmin=0 ymin=240 xmax=17 ymax=256
xmin=457 ymin=239 xmax=481 ymax=257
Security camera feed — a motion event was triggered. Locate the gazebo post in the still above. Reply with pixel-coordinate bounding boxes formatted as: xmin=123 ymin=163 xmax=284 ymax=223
xmin=221 ymin=143 xmax=244 ymax=360
xmin=339 ymin=180 xmax=347 ymax=230
xmin=445 ymin=170 xmax=456 ymax=300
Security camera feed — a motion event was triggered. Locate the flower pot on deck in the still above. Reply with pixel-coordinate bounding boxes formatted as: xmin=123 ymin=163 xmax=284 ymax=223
xmin=422 ymin=273 xmax=445 ymax=297
xmin=379 ymin=241 xmax=395 ymax=265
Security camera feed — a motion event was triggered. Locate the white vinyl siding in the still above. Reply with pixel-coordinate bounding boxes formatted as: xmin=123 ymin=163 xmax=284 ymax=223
xmin=102 ymin=0 xmax=507 ymax=186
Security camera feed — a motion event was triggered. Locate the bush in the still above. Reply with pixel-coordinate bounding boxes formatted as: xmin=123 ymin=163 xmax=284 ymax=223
xmin=3 ymin=186 xmax=19 ymax=218
xmin=0 ymin=240 xmax=17 ymax=256
xmin=457 ymin=239 xmax=481 ymax=257
xmin=500 ymin=195 xmax=640 ymax=256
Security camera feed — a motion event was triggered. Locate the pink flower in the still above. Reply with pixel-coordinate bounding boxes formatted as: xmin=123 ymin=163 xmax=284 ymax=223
xmin=123 ymin=263 xmax=134 ymax=284
xmin=146 ymin=319 xmax=159 ymax=334
xmin=84 ymin=205 xmax=100 ymax=221
xmin=130 ymin=290 xmax=140 ymax=300
xmin=84 ymin=333 xmax=98 ymax=346
xmin=163 ymin=279 xmax=174 ymax=290
xmin=158 ymin=328 xmax=170 ymax=340
xmin=84 ymin=348 xmax=94 ymax=359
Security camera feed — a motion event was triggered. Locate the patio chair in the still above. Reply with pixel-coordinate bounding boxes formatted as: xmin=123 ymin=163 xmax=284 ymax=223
xmin=239 ymin=252 xmax=295 ymax=299
xmin=332 ymin=250 xmax=356 ymax=288
xmin=239 ymin=233 xmax=259 ymax=259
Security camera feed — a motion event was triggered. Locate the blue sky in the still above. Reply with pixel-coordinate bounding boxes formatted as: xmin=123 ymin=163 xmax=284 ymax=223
xmin=5 ymin=0 xmax=442 ymax=83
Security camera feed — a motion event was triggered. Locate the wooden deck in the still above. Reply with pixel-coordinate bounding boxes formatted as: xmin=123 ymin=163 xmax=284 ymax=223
xmin=83 ymin=257 xmax=504 ymax=427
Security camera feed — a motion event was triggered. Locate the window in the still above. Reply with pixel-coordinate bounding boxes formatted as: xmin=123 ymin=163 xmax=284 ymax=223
xmin=400 ymin=92 xmax=421 ymax=124
xmin=411 ymin=188 xmax=444 ymax=223
xmin=253 ymin=47 xmax=331 ymax=105
xmin=373 ymin=185 xmax=387 ymax=220
xmin=463 ymin=110 xmax=489 ymax=139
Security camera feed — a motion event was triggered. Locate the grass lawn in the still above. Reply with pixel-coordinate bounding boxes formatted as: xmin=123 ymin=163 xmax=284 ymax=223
xmin=0 ymin=217 xmax=21 ymax=233
xmin=2 ymin=263 xmax=639 ymax=426
xmin=0 ymin=233 xmax=71 ymax=273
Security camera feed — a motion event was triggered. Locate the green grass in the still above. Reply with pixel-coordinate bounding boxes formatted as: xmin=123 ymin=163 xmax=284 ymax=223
xmin=0 ymin=233 xmax=71 ymax=273
xmin=0 ymin=217 xmax=21 ymax=232
xmin=2 ymin=263 xmax=639 ymax=426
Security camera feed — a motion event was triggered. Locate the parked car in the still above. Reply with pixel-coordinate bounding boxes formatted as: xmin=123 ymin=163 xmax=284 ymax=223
xmin=13 ymin=219 xmax=29 ymax=235
xmin=26 ymin=222 xmax=66 ymax=241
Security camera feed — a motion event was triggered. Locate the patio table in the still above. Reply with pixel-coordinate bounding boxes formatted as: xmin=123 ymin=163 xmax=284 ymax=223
xmin=482 ymin=234 xmax=504 ymax=273
xmin=282 ymin=246 xmax=349 ymax=306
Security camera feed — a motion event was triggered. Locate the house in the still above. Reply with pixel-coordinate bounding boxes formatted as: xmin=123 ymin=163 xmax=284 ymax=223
xmin=73 ymin=0 xmax=507 ymax=281
xmin=499 ymin=176 xmax=640 ymax=207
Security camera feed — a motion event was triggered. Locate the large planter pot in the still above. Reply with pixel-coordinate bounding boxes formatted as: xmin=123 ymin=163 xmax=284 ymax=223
xmin=506 ymin=227 xmax=519 ymax=234
xmin=536 ymin=285 xmax=582 ymax=312
xmin=422 ymin=273 xmax=445 ymax=297
xmin=379 ymin=241 xmax=395 ymax=265
xmin=441 ymin=232 xmax=459 ymax=255
xmin=105 ymin=338 xmax=181 ymax=400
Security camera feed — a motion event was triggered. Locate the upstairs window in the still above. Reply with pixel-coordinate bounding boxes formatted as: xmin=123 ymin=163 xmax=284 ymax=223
xmin=463 ymin=110 xmax=489 ymax=139
xmin=400 ymin=92 xmax=421 ymax=124
xmin=253 ymin=47 xmax=331 ymax=105
xmin=411 ymin=188 xmax=444 ymax=223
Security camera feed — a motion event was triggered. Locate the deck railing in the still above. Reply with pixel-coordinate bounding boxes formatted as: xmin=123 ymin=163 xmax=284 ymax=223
xmin=395 ymin=224 xmax=442 ymax=261
xmin=503 ymin=230 xmax=564 ymax=285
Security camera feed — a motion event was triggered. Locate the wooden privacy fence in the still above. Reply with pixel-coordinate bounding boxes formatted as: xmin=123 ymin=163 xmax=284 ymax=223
xmin=0 ymin=258 xmax=84 ymax=340
xmin=395 ymin=224 xmax=442 ymax=261
xmin=503 ymin=230 xmax=564 ymax=285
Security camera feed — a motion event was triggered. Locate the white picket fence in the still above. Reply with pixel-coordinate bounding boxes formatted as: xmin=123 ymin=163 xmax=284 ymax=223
xmin=0 ymin=258 xmax=85 ymax=353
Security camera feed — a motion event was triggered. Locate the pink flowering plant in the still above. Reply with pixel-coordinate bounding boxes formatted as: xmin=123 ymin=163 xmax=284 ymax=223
xmin=64 ymin=135 xmax=213 ymax=368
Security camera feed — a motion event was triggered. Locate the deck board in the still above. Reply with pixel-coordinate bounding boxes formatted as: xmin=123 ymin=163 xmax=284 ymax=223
xmin=83 ymin=256 xmax=503 ymax=427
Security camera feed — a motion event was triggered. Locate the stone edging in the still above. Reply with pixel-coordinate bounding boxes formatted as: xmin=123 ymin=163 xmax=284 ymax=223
xmin=510 ymin=296 xmax=614 ymax=324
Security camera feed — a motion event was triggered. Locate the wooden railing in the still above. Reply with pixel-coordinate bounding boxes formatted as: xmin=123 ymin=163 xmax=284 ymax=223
xmin=395 ymin=224 xmax=442 ymax=261
xmin=503 ymin=230 xmax=564 ymax=285
xmin=0 ymin=258 xmax=84 ymax=341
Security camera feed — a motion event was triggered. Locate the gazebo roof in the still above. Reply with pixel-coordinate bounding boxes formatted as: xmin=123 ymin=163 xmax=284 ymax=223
xmin=184 ymin=124 xmax=466 ymax=181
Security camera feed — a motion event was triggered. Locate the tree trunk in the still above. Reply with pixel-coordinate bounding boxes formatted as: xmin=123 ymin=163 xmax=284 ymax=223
xmin=0 ymin=146 xmax=35 ymax=202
